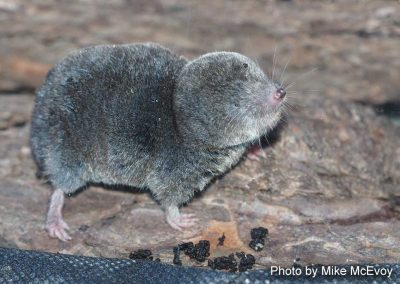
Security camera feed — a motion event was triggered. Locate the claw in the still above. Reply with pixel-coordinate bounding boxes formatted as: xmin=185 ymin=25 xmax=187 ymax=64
xmin=166 ymin=206 xmax=198 ymax=231
xmin=46 ymin=221 xmax=72 ymax=242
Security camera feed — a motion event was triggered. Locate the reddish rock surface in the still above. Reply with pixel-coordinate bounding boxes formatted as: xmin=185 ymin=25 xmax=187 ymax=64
xmin=0 ymin=0 xmax=399 ymax=269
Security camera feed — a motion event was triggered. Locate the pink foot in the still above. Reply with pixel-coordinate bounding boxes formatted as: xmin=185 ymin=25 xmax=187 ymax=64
xmin=46 ymin=188 xmax=72 ymax=242
xmin=166 ymin=206 xmax=198 ymax=231
xmin=247 ymin=144 xmax=266 ymax=161
xmin=45 ymin=219 xmax=71 ymax=242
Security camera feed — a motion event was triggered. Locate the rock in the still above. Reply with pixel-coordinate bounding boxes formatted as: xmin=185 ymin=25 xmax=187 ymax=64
xmin=0 ymin=0 xmax=399 ymax=269
xmin=0 ymin=95 xmax=33 ymax=130
xmin=375 ymin=6 xmax=396 ymax=19
xmin=0 ymin=0 xmax=399 ymax=104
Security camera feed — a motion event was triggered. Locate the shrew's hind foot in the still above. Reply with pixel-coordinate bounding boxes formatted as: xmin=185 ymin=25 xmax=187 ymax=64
xmin=45 ymin=188 xmax=72 ymax=242
xmin=45 ymin=218 xmax=71 ymax=242
xmin=166 ymin=206 xmax=198 ymax=231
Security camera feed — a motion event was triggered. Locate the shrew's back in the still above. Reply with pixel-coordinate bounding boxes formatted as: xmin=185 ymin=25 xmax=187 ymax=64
xmin=31 ymin=43 xmax=187 ymax=187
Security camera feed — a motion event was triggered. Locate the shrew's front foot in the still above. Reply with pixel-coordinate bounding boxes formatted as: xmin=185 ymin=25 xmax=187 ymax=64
xmin=166 ymin=206 xmax=198 ymax=231
xmin=246 ymin=144 xmax=266 ymax=161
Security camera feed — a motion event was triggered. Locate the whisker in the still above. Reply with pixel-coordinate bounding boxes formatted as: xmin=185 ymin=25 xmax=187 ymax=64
xmin=272 ymin=45 xmax=278 ymax=82
xmin=283 ymin=102 xmax=295 ymax=111
xmin=285 ymin=96 xmax=307 ymax=107
xmin=279 ymin=54 xmax=292 ymax=86
xmin=285 ymin=67 xmax=318 ymax=90
xmin=262 ymin=133 xmax=270 ymax=146
xmin=223 ymin=103 xmax=255 ymax=136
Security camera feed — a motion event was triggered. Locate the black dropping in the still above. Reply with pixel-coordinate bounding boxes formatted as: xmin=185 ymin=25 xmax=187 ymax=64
xmin=249 ymin=226 xmax=268 ymax=252
xmin=217 ymin=233 xmax=225 ymax=246
xmin=186 ymin=240 xmax=210 ymax=262
xmin=174 ymin=240 xmax=210 ymax=263
xmin=173 ymin=246 xmax=182 ymax=266
xmin=208 ymin=254 xmax=237 ymax=272
xmin=250 ymin=227 xmax=268 ymax=239
xmin=208 ymin=252 xmax=256 ymax=272
xmin=129 ymin=249 xmax=153 ymax=260
xmin=237 ymin=253 xmax=256 ymax=272
xmin=177 ymin=242 xmax=194 ymax=251
xmin=293 ymin=261 xmax=303 ymax=268
xmin=235 ymin=252 xmax=245 ymax=259
xmin=249 ymin=238 xmax=265 ymax=251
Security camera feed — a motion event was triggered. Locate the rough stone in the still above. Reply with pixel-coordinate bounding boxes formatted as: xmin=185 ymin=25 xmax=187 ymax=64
xmin=0 ymin=0 xmax=399 ymax=270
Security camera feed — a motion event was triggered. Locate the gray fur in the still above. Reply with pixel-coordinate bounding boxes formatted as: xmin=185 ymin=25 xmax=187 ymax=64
xmin=30 ymin=43 xmax=284 ymax=214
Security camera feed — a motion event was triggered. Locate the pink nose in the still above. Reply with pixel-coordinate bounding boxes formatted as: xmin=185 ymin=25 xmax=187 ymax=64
xmin=273 ymin=88 xmax=286 ymax=100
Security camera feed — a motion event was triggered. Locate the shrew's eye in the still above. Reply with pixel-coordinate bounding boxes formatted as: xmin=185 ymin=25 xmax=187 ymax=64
xmin=243 ymin=63 xmax=248 ymax=68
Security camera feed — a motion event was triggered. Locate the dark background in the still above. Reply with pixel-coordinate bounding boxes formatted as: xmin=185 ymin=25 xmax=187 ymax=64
xmin=0 ymin=0 xmax=399 ymax=268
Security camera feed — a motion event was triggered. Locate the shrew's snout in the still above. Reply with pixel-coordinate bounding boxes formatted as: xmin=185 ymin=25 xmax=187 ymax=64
xmin=273 ymin=88 xmax=286 ymax=100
